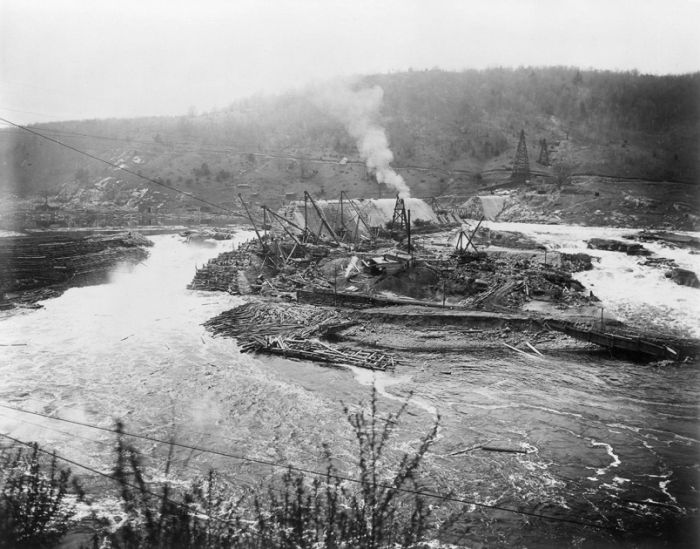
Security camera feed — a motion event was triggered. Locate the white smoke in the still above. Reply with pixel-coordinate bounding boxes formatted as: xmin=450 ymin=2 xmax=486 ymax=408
xmin=313 ymin=79 xmax=411 ymax=198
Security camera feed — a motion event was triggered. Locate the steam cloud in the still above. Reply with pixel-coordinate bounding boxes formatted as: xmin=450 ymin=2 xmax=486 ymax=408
xmin=313 ymin=80 xmax=411 ymax=198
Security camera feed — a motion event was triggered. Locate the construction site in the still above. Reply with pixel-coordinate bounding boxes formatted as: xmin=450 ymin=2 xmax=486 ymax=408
xmin=188 ymin=190 xmax=700 ymax=370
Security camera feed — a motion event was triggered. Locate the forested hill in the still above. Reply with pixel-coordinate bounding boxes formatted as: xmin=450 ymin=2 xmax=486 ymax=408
xmin=1 ymin=67 xmax=698 ymax=217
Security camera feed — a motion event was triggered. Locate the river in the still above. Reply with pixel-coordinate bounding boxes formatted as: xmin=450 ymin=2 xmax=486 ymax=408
xmin=0 ymin=226 xmax=698 ymax=547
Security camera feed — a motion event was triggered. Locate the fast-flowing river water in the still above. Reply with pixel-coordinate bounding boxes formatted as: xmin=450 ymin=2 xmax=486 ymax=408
xmin=0 ymin=226 xmax=698 ymax=547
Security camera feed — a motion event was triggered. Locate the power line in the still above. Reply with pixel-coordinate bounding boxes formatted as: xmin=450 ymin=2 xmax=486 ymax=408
xmin=7 ymin=396 xmax=270 ymax=461
xmin=0 ymin=411 xmax=111 ymax=447
xmin=0 ymin=409 xmax=262 ymax=485
xmin=0 ymin=426 xmax=304 ymax=546
xmin=5 ymin=396 xmax=306 ymax=463
xmin=0 ymin=118 xmax=490 ymax=193
xmin=0 ymin=116 xmax=239 ymax=216
xmin=17 ymin=124 xmax=363 ymax=171
xmin=0 ymin=119 xmax=334 ymax=165
xmin=0 ymin=431 xmax=246 ymax=531
xmin=2 ymin=116 xmax=456 ymax=176
xmin=0 ymin=115 xmax=490 ymax=182
xmin=4 ymin=124 xmax=204 ymax=150
xmin=0 ymin=401 xmax=615 ymax=531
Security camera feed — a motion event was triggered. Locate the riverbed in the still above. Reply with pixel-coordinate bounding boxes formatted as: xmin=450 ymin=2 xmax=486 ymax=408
xmin=0 ymin=226 xmax=698 ymax=547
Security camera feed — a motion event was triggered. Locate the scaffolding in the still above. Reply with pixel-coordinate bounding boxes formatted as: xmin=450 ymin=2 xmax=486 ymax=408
xmin=390 ymin=196 xmax=408 ymax=231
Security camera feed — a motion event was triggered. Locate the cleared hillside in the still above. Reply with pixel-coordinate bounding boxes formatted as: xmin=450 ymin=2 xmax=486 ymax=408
xmin=1 ymin=67 xmax=698 ymax=228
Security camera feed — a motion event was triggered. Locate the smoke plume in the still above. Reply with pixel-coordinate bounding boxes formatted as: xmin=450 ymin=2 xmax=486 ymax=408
xmin=313 ymin=79 xmax=411 ymax=197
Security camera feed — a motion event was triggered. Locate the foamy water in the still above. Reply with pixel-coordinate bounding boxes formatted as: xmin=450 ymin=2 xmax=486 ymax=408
xmin=466 ymin=220 xmax=700 ymax=336
xmin=0 ymin=225 xmax=697 ymax=546
xmin=0 ymin=233 xmax=372 ymax=479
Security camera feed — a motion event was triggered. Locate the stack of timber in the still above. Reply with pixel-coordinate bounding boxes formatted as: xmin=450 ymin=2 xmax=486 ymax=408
xmin=472 ymin=280 xmax=524 ymax=309
xmin=204 ymin=300 xmax=394 ymax=370
xmin=0 ymin=231 xmax=152 ymax=296
xmin=188 ymin=248 xmax=254 ymax=293
xmin=204 ymin=301 xmax=342 ymax=341
xmin=243 ymin=336 xmax=395 ymax=371
xmin=274 ymin=265 xmax=334 ymax=292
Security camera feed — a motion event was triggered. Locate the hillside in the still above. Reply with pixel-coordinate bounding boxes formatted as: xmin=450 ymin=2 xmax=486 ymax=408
xmin=1 ymin=67 xmax=698 ymax=229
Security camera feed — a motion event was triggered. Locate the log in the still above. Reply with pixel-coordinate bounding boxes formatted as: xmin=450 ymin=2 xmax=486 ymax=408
xmin=525 ymin=341 xmax=544 ymax=356
xmin=479 ymin=446 xmax=527 ymax=454
xmin=448 ymin=444 xmax=486 ymax=456
xmin=503 ymin=342 xmax=534 ymax=357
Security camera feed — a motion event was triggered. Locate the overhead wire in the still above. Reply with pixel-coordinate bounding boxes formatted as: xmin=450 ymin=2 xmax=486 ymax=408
xmin=0 ymin=431 xmax=253 ymax=531
xmin=4 ymin=123 xmax=224 ymax=151
xmin=0 ymin=116 xmax=357 ymax=166
xmin=0 ymin=410 xmax=113 ymax=448
xmin=0 ymin=401 xmax=616 ymax=531
xmin=0 ymin=116 xmax=239 ymax=216
xmin=0 ymin=409 xmax=265 ymax=487
xmin=0 ymin=396 xmax=297 ymax=464
xmin=0 ymin=113 xmax=470 ymax=175
xmin=0 ymin=114 xmax=490 ymax=201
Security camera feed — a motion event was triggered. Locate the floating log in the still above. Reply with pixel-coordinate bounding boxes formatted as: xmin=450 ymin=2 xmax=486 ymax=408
xmin=448 ymin=444 xmax=483 ymax=456
xmin=449 ymin=442 xmax=527 ymax=455
xmin=479 ymin=446 xmax=528 ymax=454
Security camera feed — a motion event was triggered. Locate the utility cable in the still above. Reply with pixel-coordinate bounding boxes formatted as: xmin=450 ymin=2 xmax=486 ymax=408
xmin=0 ymin=410 xmax=113 ymax=448
xmin=2 ymin=396 xmax=305 ymax=463
xmin=0 ymin=117 xmax=359 ymax=169
xmin=0 ymin=402 xmax=616 ymax=531
xmin=0 ymin=410 xmax=269 ymax=489
xmin=0 ymin=431 xmax=250 ymax=530
xmin=0 ymin=116 xmax=238 ymax=216
xmin=0 ymin=117 xmax=470 ymax=177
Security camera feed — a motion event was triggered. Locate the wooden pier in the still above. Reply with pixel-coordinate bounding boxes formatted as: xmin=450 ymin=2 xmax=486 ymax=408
xmin=546 ymin=319 xmax=699 ymax=361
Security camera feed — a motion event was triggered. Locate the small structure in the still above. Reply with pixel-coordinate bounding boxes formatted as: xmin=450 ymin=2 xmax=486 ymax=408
xmin=537 ymin=138 xmax=550 ymax=166
xmin=390 ymin=196 xmax=408 ymax=231
xmin=511 ymin=129 xmax=530 ymax=184
xmin=454 ymin=216 xmax=484 ymax=253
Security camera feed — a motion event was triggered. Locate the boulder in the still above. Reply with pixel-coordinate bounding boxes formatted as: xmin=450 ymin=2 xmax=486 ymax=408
xmin=541 ymin=270 xmax=586 ymax=292
xmin=666 ymin=268 xmax=700 ymax=288
xmin=480 ymin=229 xmax=540 ymax=250
xmin=633 ymin=230 xmax=700 ymax=250
xmin=587 ymin=238 xmax=652 ymax=256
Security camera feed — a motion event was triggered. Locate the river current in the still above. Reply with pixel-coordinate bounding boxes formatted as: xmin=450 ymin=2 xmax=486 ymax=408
xmin=0 ymin=226 xmax=698 ymax=547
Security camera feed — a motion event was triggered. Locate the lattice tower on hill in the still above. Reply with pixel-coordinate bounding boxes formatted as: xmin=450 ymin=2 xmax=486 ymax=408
xmin=511 ymin=129 xmax=530 ymax=184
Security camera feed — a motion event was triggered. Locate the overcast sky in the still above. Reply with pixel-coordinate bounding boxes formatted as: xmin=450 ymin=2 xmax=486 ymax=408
xmin=1 ymin=0 xmax=699 ymax=124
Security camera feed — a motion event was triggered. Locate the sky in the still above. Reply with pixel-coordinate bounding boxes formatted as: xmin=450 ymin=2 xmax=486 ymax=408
xmin=1 ymin=0 xmax=699 ymax=124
